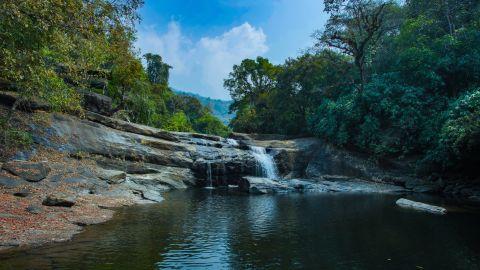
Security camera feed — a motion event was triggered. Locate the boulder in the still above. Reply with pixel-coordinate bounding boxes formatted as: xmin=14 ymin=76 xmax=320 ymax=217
xmin=127 ymin=168 xmax=194 ymax=190
xmin=13 ymin=189 xmax=30 ymax=197
xmin=396 ymin=198 xmax=447 ymax=215
xmin=79 ymin=90 xmax=112 ymax=115
xmin=0 ymin=173 xmax=27 ymax=188
xmin=96 ymin=168 xmax=126 ymax=184
xmin=2 ymin=161 xmax=51 ymax=182
xmin=0 ymin=91 xmax=50 ymax=112
xmin=141 ymin=190 xmax=164 ymax=203
xmin=42 ymin=193 xmax=76 ymax=207
xmin=238 ymin=176 xmax=289 ymax=194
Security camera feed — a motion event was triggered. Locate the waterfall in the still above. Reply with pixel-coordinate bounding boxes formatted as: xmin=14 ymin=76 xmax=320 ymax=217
xmin=205 ymin=162 xmax=214 ymax=189
xmin=249 ymin=146 xmax=279 ymax=180
xmin=226 ymin=138 xmax=239 ymax=146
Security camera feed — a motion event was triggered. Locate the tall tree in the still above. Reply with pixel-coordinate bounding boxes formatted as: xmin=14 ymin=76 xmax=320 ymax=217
xmin=315 ymin=0 xmax=397 ymax=91
xmin=144 ymin=53 xmax=172 ymax=85
xmin=224 ymin=57 xmax=279 ymax=112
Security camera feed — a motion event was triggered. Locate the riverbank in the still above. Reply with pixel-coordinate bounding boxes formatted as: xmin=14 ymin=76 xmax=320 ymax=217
xmin=1 ymin=96 xmax=479 ymax=253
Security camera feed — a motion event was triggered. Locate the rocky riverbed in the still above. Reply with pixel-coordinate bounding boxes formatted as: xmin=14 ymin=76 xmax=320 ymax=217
xmin=1 ymin=91 xmax=479 ymax=252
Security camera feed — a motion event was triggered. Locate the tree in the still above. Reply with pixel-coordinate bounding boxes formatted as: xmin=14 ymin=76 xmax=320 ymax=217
xmin=224 ymin=57 xmax=280 ymax=112
xmin=315 ymin=0 xmax=398 ymax=91
xmin=144 ymin=53 xmax=172 ymax=85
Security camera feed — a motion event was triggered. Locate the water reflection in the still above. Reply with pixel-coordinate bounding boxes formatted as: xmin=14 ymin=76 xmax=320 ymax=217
xmin=1 ymin=190 xmax=479 ymax=270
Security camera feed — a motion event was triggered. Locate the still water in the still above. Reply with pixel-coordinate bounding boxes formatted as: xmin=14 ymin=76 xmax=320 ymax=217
xmin=1 ymin=189 xmax=480 ymax=270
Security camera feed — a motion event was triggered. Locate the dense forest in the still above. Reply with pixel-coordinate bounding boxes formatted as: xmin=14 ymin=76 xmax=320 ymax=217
xmin=225 ymin=0 xmax=480 ymax=179
xmin=1 ymin=0 xmax=479 ymax=180
xmin=0 ymin=0 xmax=230 ymax=151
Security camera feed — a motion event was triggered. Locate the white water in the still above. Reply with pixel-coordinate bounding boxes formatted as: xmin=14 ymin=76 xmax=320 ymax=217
xmin=205 ymin=162 xmax=214 ymax=189
xmin=226 ymin=138 xmax=239 ymax=146
xmin=249 ymin=146 xmax=279 ymax=180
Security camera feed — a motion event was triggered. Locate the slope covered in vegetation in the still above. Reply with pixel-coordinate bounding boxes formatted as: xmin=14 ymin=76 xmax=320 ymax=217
xmin=175 ymin=90 xmax=234 ymax=125
xmin=225 ymin=0 xmax=480 ymax=180
xmin=0 ymin=0 xmax=230 ymax=154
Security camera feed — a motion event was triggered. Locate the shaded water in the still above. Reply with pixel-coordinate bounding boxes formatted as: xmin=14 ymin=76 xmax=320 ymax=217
xmin=1 ymin=190 xmax=480 ymax=270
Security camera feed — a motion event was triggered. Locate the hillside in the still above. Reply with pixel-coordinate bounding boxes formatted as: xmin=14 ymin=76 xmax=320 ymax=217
xmin=175 ymin=90 xmax=234 ymax=125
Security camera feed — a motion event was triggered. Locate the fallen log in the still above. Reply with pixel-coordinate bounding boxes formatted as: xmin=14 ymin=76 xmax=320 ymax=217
xmin=396 ymin=198 xmax=447 ymax=215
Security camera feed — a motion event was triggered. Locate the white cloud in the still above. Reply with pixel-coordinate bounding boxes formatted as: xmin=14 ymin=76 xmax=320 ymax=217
xmin=136 ymin=22 xmax=268 ymax=100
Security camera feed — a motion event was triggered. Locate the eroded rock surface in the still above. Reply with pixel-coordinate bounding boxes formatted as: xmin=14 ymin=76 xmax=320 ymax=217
xmin=2 ymin=161 xmax=51 ymax=182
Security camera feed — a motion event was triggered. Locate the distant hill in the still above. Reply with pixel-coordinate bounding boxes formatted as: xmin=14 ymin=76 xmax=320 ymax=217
xmin=175 ymin=90 xmax=235 ymax=125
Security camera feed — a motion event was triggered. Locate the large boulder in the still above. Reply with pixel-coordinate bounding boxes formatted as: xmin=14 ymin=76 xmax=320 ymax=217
xmin=2 ymin=161 xmax=51 ymax=182
xmin=238 ymin=176 xmax=289 ymax=194
xmin=42 ymin=193 xmax=76 ymax=207
xmin=79 ymin=90 xmax=112 ymax=115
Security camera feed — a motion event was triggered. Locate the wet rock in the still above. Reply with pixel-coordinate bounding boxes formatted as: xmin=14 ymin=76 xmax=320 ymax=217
xmin=141 ymin=190 xmax=164 ymax=202
xmin=26 ymin=205 xmax=42 ymax=214
xmin=396 ymin=198 xmax=447 ymax=215
xmin=96 ymin=168 xmax=126 ymax=184
xmin=43 ymin=193 xmax=76 ymax=207
xmin=2 ymin=161 xmax=51 ymax=182
xmin=191 ymin=133 xmax=222 ymax=142
xmin=468 ymin=196 xmax=480 ymax=203
xmin=405 ymin=179 xmax=443 ymax=193
xmin=238 ymin=177 xmax=289 ymax=194
xmin=127 ymin=166 xmax=195 ymax=190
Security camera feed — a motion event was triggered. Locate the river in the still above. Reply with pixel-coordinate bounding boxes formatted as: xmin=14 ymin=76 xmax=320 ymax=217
xmin=1 ymin=189 xmax=479 ymax=270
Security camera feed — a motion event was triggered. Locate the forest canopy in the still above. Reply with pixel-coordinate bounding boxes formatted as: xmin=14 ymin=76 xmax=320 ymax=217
xmin=225 ymin=0 xmax=480 ymax=178
xmin=0 ymin=0 xmax=230 ymax=140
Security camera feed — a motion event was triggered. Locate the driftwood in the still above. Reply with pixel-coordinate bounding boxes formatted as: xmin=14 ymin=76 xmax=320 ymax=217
xmin=396 ymin=198 xmax=447 ymax=215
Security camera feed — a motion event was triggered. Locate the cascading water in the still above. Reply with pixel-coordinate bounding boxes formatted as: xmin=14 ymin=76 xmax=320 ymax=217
xmin=226 ymin=138 xmax=239 ymax=146
xmin=205 ymin=162 xmax=214 ymax=189
xmin=249 ymin=146 xmax=279 ymax=180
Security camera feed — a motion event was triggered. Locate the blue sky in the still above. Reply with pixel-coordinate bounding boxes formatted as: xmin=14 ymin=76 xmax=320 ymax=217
xmin=136 ymin=0 xmax=328 ymax=100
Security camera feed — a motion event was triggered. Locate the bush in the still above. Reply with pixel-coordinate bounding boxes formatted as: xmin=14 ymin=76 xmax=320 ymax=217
xmin=193 ymin=113 xmax=231 ymax=137
xmin=163 ymin=112 xmax=194 ymax=132
xmin=0 ymin=117 xmax=32 ymax=152
xmin=422 ymin=89 xmax=480 ymax=176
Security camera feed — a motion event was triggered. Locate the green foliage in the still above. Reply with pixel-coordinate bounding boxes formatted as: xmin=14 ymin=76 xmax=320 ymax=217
xmin=227 ymin=0 xmax=480 ymax=178
xmin=0 ymin=117 xmax=32 ymax=151
xmin=421 ymin=89 xmax=480 ymax=175
xmin=37 ymin=70 xmax=82 ymax=113
xmin=0 ymin=1 xmax=229 ymax=139
xmin=193 ymin=113 xmax=231 ymax=138
xmin=144 ymin=53 xmax=171 ymax=85
xmin=163 ymin=112 xmax=194 ymax=132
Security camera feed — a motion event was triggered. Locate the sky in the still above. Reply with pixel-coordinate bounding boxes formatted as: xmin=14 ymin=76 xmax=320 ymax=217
xmin=136 ymin=0 xmax=329 ymax=100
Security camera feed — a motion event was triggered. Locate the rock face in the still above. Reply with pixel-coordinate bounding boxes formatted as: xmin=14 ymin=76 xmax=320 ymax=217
xmin=31 ymin=112 xmax=257 ymax=190
xmin=238 ymin=176 xmax=289 ymax=194
xmin=95 ymin=168 xmax=126 ymax=184
xmin=2 ymin=161 xmax=51 ymax=182
xmin=396 ymin=198 xmax=447 ymax=215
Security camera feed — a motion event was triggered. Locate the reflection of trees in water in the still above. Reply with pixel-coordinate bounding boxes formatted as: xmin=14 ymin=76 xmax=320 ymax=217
xmin=2 ymin=192 xmax=480 ymax=270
